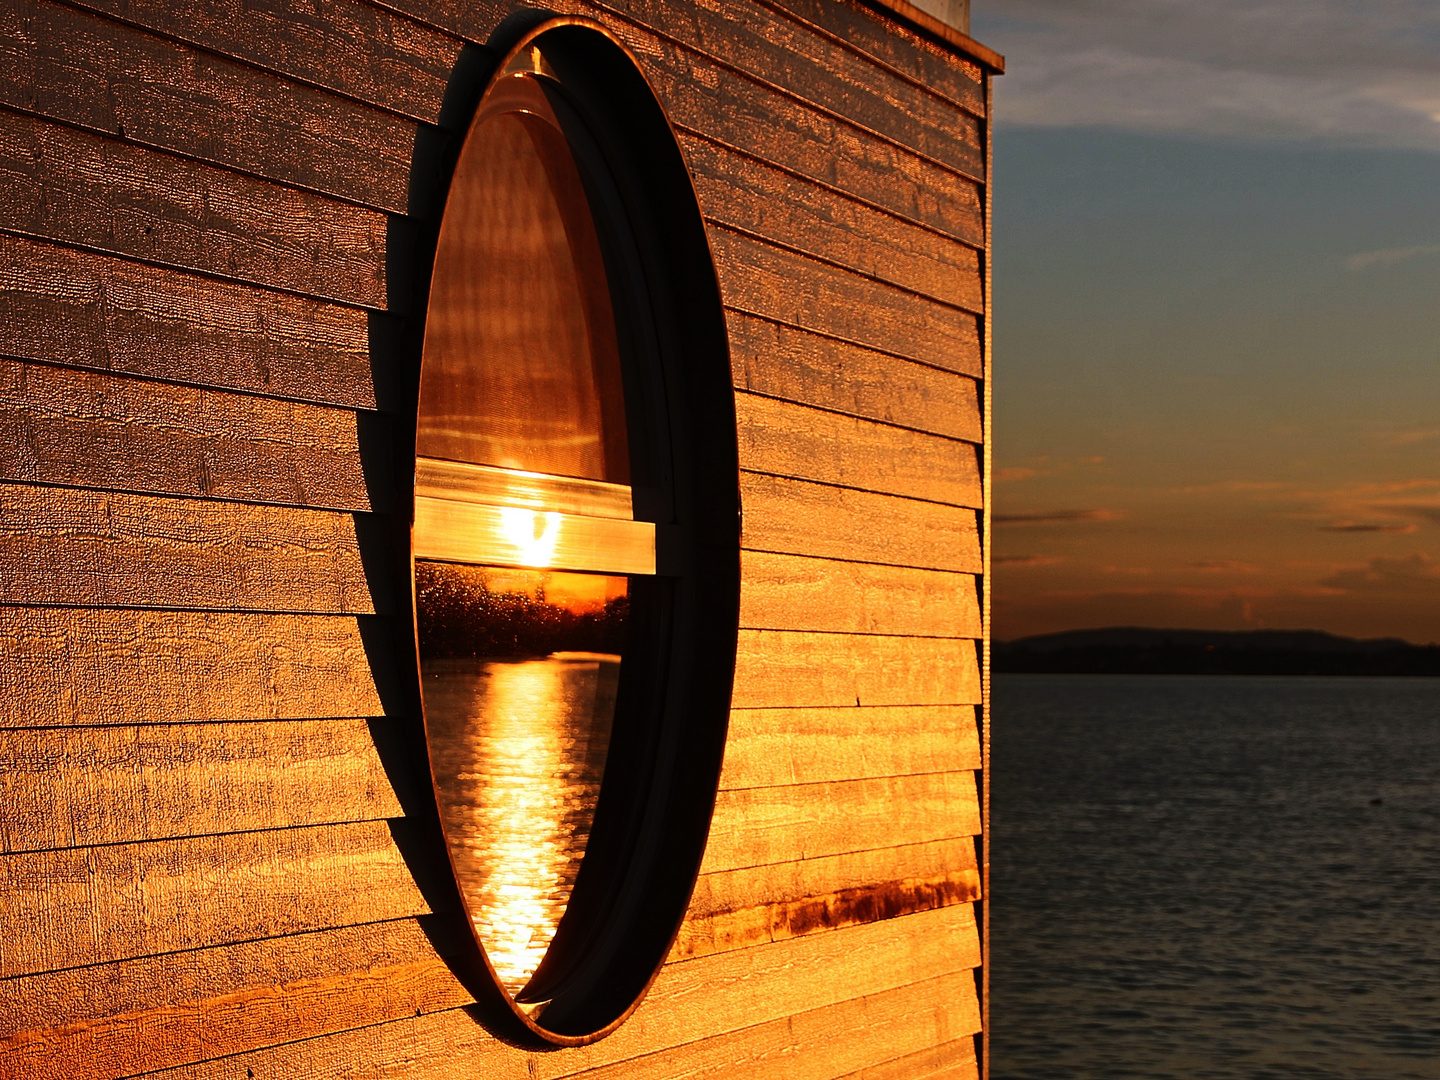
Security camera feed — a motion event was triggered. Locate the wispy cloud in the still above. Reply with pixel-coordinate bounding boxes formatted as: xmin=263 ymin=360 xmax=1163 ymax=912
xmin=1321 ymin=552 xmax=1440 ymax=592
xmin=994 ymin=509 xmax=1119 ymax=524
xmin=1346 ymin=244 xmax=1440 ymax=270
xmin=974 ymin=0 xmax=1440 ymax=150
xmin=1372 ymin=427 xmax=1440 ymax=446
xmin=1319 ymin=522 xmax=1418 ymax=533
xmin=994 ymin=554 xmax=1067 ymax=565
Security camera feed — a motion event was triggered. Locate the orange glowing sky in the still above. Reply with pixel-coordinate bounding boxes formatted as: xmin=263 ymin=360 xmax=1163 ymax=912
xmin=975 ymin=3 xmax=1440 ymax=642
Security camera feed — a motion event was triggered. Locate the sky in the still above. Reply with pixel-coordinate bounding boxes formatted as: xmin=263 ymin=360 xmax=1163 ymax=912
xmin=971 ymin=1 xmax=1440 ymax=643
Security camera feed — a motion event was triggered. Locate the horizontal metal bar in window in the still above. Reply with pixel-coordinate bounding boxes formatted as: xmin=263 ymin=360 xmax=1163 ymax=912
xmin=414 ymin=495 xmax=656 ymax=575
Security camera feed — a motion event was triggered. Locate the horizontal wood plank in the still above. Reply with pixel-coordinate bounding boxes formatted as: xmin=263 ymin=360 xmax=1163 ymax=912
xmin=833 ymin=1036 xmax=979 ymax=1080
xmin=714 ymin=227 xmax=982 ymax=374
xmin=0 ymin=109 xmax=388 ymax=306
xmin=741 ymin=472 xmax=982 ymax=573
xmin=685 ymin=134 xmax=982 ymax=309
xmin=0 ymin=918 xmax=468 ymax=1079
xmin=681 ymin=841 xmax=981 ymax=960
xmin=763 ymin=0 xmax=987 ymax=114
xmin=546 ymin=968 xmax=981 ymax=1080
xmin=688 ymin=836 xmax=977 ymax=922
xmin=676 ymin=869 xmax=979 ymax=960
xmin=728 ymin=311 xmax=983 ymax=442
xmin=0 ymin=358 xmax=378 ymax=510
xmin=618 ymin=25 xmax=985 ymax=243
xmin=720 ymin=702 xmax=980 ymax=788
xmin=131 ymin=902 xmax=981 ymax=1080
xmin=0 ymin=820 xmax=430 ymax=978
xmin=740 ymin=551 xmax=980 ymax=637
xmin=592 ymin=0 xmax=984 ymax=178
xmin=703 ymin=771 xmax=981 ymax=873
xmin=0 ymin=0 xmax=415 ymax=212
xmin=65 ymin=0 xmax=460 ymax=124
xmin=0 ymin=233 xmax=377 ymax=408
xmin=0 ymin=718 xmax=402 ymax=853
xmin=732 ymin=630 xmax=981 ymax=707
xmin=737 ymin=392 xmax=980 ymax=505
xmin=0 ymin=484 xmax=380 ymax=613
xmin=0 ymin=608 xmax=387 ymax=726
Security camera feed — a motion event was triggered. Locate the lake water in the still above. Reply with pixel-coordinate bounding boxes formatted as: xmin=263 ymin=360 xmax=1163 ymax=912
xmin=992 ymin=674 xmax=1440 ymax=1080
xmin=423 ymin=656 xmax=619 ymax=994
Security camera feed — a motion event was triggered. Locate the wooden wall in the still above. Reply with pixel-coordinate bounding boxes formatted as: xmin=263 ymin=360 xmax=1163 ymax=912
xmin=0 ymin=0 xmax=994 ymax=1076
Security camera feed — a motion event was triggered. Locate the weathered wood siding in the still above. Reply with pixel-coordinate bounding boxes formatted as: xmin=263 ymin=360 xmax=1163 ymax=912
xmin=0 ymin=0 xmax=993 ymax=1075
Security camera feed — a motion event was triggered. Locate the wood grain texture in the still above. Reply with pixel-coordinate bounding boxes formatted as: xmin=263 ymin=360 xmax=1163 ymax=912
xmin=0 ymin=109 xmax=388 ymax=306
xmin=732 ymin=630 xmax=981 ymax=707
xmin=685 ymin=134 xmax=982 ymax=310
xmin=0 ymin=0 xmax=416 ymax=212
xmin=0 ymin=718 xmax=402 ymax=853
xmin=675 ymin=870 xmax=979 ymax=960
xmin=714 ymin=227 xmax=982 ymax=375
xmin=728 ymin=311 xmax=983 ymax=442
xmin=741 ymin=472 xmax=982 ymax=573
xmin=688 ymin=836 xmax=978 ymax=925
xmin=587 ymin=0 xmax=984 ymax=179
xmin=535 ymin=968 xmax=981 ymax=1080
xmin=0 ymin=918 xmax=468 ymax=1080
xmin=130 ymin=902 xmax=981 ymax=1080
xmin=65 ymin=0 xmax=461 ymax=124
xmin=2 ymin=941 xmax=977 ymax=1080
xmin=764 ymin=0 xmax=987 ymax=114
xmin=0 ymin=233 xmax=376 ymax=407
xmin=0 ymin=820 xmax=430 ymax=977
xmin=737 ymin=392 xmax=980 ymax=505
xmin=618 ymin=25 xmax=985 ymax=243
xmin=703 ymin=771 xmax=981 ymax=873
xmin=833 ymin=1035 xmax=979 ymax=1080
xmin=740 ymin=551 xmax=980 ymax=637
xmin=0 ymin=358 xmax=378 ymax=510
xmin=721 ymin=703 xmax=980 ymax=788
xmin=0 ymin=483 xmax=380 ymax=613
xmin=0 ymin=608 xmax=387 ymax=726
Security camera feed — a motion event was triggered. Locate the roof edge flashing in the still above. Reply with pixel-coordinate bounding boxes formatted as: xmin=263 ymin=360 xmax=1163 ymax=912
xmin=861 ymin=0 xmax=1005 ymax=72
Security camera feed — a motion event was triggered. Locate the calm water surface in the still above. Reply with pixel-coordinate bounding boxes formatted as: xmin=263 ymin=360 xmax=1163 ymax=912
xmin=425 ymin=656 xmax=618 ymax=992
xmin=992 ymin=675 xmax=1440 ymax=1080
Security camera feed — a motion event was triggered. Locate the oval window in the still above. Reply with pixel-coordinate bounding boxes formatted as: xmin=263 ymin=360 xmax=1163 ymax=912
xmin=411 ymin=22 xmax=739 ymax=1044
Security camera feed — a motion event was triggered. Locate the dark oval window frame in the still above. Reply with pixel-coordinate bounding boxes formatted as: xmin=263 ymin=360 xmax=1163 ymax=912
xmin=407 ymin=18 xmax=740 ymax=1046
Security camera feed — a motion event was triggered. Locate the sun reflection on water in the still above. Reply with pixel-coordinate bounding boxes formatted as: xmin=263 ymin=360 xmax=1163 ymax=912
xmin=425 ymin=655 xmax=618 ymax=994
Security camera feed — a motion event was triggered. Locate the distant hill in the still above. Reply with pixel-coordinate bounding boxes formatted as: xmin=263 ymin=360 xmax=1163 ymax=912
xmin=994 ymin=627 xmax=1440 ymax=676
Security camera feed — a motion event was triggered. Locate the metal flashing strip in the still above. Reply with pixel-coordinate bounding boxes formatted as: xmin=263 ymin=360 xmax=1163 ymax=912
xmin=859 ymin=0 xmax=1005 ymax=72
xmin=413 ymin=458 xmax=654 ymax=575
xmin=414 ymin=496 xmax=656 ymax=574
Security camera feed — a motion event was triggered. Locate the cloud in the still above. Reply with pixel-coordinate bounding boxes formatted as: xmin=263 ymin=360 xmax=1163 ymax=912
xmin=1346 ymin=244 xmax=1440 ymax=270
xmin=994 ymin=554 xmax=1066 ymax=565
xmin=1321 ymin=552 xmax=1440 ymax=592
xmin=994 ymin=509 xmax=1119 ymax=524
xmin=1191 ymin=560 xmax=1260 ymax=573
xmin=1370 ymin=503 xmax=1440 ymax=525
xmin=1372 ymin=427 xmax=1440 ymax=446
xmin=995 ymin=467 xmax=1039 ymax=482
xmin=973 ymin=0 xmax=1440 ymax=150
xmin=1319 ymin=522 xmax=1418 ymax=533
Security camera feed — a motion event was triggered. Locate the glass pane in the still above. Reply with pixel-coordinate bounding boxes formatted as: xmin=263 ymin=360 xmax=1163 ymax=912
xmin=418 ymin=81 xmax=629 ymax=484
xmin=417 ymin=561 xmax=627 ymax=993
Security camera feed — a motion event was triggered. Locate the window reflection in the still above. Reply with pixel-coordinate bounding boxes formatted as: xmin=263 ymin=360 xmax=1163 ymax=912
xmin=415 ymin=65 xmax=645 ymax=1004
xmin=418 ymin=563 xmax=627 ymax=993
xmin=418 ymin=77 xmax=628 ymax=484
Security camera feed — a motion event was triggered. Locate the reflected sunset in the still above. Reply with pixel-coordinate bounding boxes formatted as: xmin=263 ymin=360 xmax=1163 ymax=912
xmin=416 ymin=564 xmax=627 ymax=995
